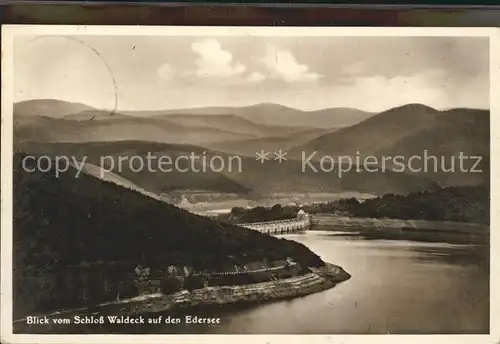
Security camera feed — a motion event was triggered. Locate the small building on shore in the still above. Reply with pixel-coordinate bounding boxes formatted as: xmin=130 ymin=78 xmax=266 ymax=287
xmin=297 ymin=209 xmax=308 ymax=219
xmin=131 ymin=257 xmax=303 ymax=296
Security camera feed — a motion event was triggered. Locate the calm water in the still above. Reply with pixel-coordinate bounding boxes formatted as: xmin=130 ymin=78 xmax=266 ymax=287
xmin=165 ymin=230 xmax=489 ymax=334
xmin=63 ymin=230 xmax=489 ymax=335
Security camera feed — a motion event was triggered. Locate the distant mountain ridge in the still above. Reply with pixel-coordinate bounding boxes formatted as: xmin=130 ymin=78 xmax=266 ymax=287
xmin=136 ymin=103 xmax=376 ymax=128
xmin=292 ymin=103 xmax=489 ymax=187
xmin=294 ymin=103 xmax=444 ymax=157
xmin=294 ymin=103 xmax=489 ymax=156
xmin=14 ymin=99 xmax=95 ymax=118
xmin=17 ymin=140 xmax=441 ymax=198
xmin=13 ymin=100 xmax=489 ymax=193
xmin=203 ymin=128 xmax=337 ymax=157
xmin=14 ymin=114 xmax=260 ymax=145
xmin=14 ymin=99 xmax=376 ymax=129
xmin=154 ymin=113 xmax=309 ymax=138
xmin=13 ymin=99 xmax=371 ymax=149
xmin=64 ymin=110 xmax=131 ymax=121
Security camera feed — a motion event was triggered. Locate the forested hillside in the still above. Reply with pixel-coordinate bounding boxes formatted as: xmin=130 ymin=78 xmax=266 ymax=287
xmin=13 ymin=153 xmax=323 ymax=317
xmin=308 ymin=186 xmax=489 ymax=224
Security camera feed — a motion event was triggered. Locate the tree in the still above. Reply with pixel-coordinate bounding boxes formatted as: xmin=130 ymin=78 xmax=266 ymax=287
xmin=346 ymin=197 xmax=360 ymax=207
xmin=160 ymin=276 xmax=182 ymax=295
xmin=243 ymin=206 xmax=270 ymax=223
xmin=184 ymin=275 xmax=205 ymax=291
xmin=282 ymin=206 xmax=297 ymax=219
xmin=231 ymin=207 xmax=245 ymax=216
xmin=271 ymin=204 xmax=283 ymax=219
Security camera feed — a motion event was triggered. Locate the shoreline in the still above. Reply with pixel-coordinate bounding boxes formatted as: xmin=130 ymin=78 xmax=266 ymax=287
xmin=14 ymin=263 xmax=350 ymax=334
xmin=311 ymin=215 xmax=489 ymax=245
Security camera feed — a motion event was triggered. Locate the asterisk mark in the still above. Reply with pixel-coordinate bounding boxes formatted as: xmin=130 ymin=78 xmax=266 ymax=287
xmin=256 ymin=150 xmax=270 ymax=163
xmin=274 ymin=149 xmax=287 ymax=163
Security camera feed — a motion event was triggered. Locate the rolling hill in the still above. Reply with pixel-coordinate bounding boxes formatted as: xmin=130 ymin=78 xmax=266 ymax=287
xmin=14 ymin=99 xmax=95 ymax=118
xmin=14 ymin=115 xmax=79 ymax=143
xmin=78 ymin=162 xmax=175 ymax=203
xmin=64 ymin=109 xmax=131 ymax=121
xmin=15 ymin=99 xmax=374 ymax=130
xmin=372 ymin=108 xmax=489 ymax=187
xmin=293 ymin=104 xmax=489 ymax=187
xmin=14 ymin=100 xmax=330 ymax=146
xmin=137 ymin=103 xmax=375 ymax=128
xmin=15 ymin=141 xmax=252 ymax=196
xmin=13 ymin=153 xmax=324 ymax=317
xmin=14 ymin=114 xmax=258 ymax=145
xmin=203 ymin=128 xmax=336 ymax=157
xmin=152 ymin=113 xmax=310 ymax=138
xmin=14 ymin=99 xmax=485 ymax=193
xmin=17 ymin=140 xmax=441 ymax=198
xmin=294 ymin=103 xmax=445 ymax=157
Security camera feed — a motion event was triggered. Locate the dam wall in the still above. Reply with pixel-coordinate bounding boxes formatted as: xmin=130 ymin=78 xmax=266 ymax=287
xmin=240 ymin=216 xmax=311 ymax=235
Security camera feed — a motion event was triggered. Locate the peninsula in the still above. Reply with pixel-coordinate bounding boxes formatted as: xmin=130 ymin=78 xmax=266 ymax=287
xmin=13 ymin=154 xmax=350 ymax=333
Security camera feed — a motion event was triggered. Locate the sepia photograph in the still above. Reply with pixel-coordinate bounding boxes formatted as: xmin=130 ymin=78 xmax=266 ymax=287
xmin=0 ymin=25 xmax=497 ymax=342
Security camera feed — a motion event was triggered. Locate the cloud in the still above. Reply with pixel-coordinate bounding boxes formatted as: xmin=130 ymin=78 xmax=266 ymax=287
xmin=343 ymin=62 xmax=366 ymax=76
xmin=246 ymin=72 xmax=266 ymax=84
xmin=157 ymin=63 xmax=173 ymax=80
xmin=333 ymin=69 xmax=452 ymax=112
xmin=185 ymin=41 xmax=320 ymax=86
xmin=260 ymin=45 xmax=322 ymax=83
xmin=191 ymin=39 xmax=246 ymax=78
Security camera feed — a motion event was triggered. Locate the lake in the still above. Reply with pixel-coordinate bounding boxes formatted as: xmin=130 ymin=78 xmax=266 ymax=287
xmin=161 ymin=230 xmax=489 ymax=334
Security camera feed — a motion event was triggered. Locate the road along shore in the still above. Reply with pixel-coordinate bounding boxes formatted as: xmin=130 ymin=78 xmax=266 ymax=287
xmin=311 ymin=215 xmax=489 ymax=244
xmin=14 ymin=263 xmax=350 ymax=334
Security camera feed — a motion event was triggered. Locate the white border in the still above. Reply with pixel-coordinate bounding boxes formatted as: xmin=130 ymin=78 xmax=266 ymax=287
xmin=1 ymin=25 xmax=499 ymax=344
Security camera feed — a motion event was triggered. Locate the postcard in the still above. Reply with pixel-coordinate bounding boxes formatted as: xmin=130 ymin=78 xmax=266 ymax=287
xmin=1 ymin=25 xmax=498 ymax=344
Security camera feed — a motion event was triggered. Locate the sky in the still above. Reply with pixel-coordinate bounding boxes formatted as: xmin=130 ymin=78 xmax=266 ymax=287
xmin=14 ymin=35 xmax=489 ymax=112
